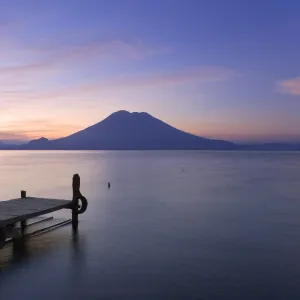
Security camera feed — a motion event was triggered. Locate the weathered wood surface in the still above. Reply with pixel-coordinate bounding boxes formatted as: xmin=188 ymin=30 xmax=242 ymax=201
xmin=0 ymin=197 xmax=71 ymax=227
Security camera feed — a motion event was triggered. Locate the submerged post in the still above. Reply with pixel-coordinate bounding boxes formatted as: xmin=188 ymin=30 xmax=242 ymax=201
xmin=72 ymin=174 xmax=80 ymax=231
xmin=20 ymin=190 xmax=27 ymax=234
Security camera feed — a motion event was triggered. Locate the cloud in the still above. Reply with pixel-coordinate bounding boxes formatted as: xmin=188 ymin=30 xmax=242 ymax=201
xmin=36 ymin=66 xmax=237 ymax=100
xmin=0 ymin=65 xmax=237 ymax=107
xmin=0 ymin=40 xmax=168 ymax=80
xmin=0 ymin=39 xmax=170 ymax=106
xmin=0 ymin=131 xmax=28 ymax=141
xmin=0 ymin=119 xmax=80 ymax=140
xmin=278 ymin=77 xmax=300 ymax=95
xmin=110 ymin=67 xmax=237 ymax=87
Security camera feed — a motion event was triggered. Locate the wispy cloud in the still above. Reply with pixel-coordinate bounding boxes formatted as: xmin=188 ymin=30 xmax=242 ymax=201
xmin=0 ymin=39 xmax=170 ymax=107
xmin=104 ymin=66 xmax=237 ymax=87
xmin=0 ymin=65 xmax=237 ymax=107
xmin=278 ymin=77 xmax=300 ymax=95
xmin=36 ymin=66 xmax=237 ymax=99
xmin=0 ymin=40 xmax=168 ymax=79
xmin=0 ymin=119 xmax=80 ymax=140
xmin=0 ymin=131 xmax=29 ymax=141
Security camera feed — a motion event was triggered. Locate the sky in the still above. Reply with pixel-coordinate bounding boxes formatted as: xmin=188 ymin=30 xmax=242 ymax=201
xmin=1 ymin=0 xmax=300 ymax=143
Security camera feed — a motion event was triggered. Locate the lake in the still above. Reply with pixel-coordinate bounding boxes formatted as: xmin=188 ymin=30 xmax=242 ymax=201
xmin=1 ymin=151 xmax=300 ymax=299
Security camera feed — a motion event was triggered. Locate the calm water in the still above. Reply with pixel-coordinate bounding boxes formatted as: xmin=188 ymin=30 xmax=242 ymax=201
xmin=1 ymin=151 xmax=300 ymax=299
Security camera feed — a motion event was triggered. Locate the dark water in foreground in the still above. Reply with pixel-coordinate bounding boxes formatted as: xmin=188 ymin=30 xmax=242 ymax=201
xmin=1 ymin=151 xmax=300 ymax=299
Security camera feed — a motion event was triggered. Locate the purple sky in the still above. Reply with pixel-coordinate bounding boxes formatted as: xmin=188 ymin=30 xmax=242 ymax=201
xmin=1 ymin=0 xmax=300 ymax=142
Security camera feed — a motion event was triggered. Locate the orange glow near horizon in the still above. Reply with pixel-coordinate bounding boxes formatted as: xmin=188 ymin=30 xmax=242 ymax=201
xmin=0 ymin=119 xmax=82 ymax=141
xmin=1 ymin=114 xmax=299 ymax=143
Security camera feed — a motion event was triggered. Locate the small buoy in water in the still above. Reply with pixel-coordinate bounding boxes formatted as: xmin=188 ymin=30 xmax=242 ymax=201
xmin=108 ymin=182 xmax=111 ymax=189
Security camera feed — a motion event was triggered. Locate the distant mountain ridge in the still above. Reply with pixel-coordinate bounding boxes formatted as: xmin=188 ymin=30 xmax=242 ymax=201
xmin=0 ymin=111 xmax=299 ymax=151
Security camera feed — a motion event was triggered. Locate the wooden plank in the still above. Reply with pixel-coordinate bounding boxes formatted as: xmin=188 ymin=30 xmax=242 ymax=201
xmin=0 ymin=197 xmax=71 ymax=227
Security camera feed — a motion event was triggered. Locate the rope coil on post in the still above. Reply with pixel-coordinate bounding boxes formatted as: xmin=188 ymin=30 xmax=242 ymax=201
xmin=77 ymin=195 xmax=88 ymax=214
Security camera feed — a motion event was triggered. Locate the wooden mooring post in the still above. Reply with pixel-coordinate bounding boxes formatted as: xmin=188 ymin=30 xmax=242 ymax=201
xmin=72 ymin=174 xmax=80 ymax=231
xmin=71 ymin=174 xmax=88 ymax=231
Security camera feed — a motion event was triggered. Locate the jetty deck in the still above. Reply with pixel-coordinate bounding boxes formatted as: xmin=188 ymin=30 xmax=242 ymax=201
xmin=0 ymin=197 xmax=71 ymax=227
xmin=0 ymin=174 xmax=88 ymax=248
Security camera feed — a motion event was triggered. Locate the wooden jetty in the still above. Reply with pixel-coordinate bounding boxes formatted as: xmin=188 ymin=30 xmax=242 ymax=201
xmin=0 ymin=174 xmax=88 ymax=248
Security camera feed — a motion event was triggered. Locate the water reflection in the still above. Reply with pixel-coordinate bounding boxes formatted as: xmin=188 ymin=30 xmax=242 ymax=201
xmin=69 ymin=230 xmax=86 ymax=283
xmin=11 ymin=239 xmax=29 ymax=263
xmin=0 ymin=228 xmax=74 ymax=268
